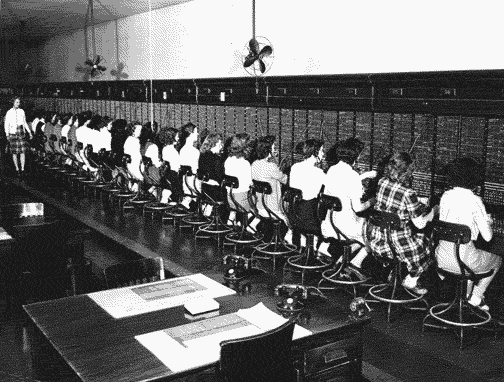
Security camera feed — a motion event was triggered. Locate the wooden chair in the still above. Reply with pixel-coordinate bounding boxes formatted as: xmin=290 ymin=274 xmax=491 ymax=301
xmin=103 ymin=257 xmax=165 ymax=289
xmin=367 ymin=210 xmax=427 ymax=323
xmin=422 ymin=220 xmax=493 ymax=349
xmin=217 ymin=320 xmax=296 ymax=382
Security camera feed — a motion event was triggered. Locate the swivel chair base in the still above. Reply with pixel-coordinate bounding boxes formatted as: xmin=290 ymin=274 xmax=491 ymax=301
xmin=367 ymin=261 xmax=428 ymax=323
xmin=253 ymin=241 xmax=296 ymax=272
xmin=143 ymin=202 xmax=173 ymax=219
xmin=318 ymin=263 xmax=371 ymax=298
xmin=422 ymin=289 xmax=492 ymax=349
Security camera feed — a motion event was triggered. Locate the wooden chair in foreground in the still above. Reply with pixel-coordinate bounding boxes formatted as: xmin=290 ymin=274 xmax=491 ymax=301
xmin=103 ymin=257 xmax=166 ymax=289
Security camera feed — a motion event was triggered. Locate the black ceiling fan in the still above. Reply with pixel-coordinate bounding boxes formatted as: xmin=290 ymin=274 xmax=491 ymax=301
xmin=76 ymin=55 xmax=107 ymax=81
xmin=242 ymin=0 xmax=273 ymax=76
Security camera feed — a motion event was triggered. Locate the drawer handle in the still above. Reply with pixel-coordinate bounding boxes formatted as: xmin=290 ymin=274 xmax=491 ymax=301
xmin=323 ymin=349 xmax=347 ymax=364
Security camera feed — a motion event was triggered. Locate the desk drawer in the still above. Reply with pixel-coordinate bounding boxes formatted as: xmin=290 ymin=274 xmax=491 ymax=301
xmin=304 ymin=365 xmax=355 ymax=382
xmin=303 ymin=336 xmax=359 ymax=376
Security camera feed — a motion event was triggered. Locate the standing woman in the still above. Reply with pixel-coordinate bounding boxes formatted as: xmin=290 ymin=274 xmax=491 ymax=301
xmin=4 ymin=97 xmax=33 ymax=176
xmin=367 ymin=152 xmax=437 ymax=295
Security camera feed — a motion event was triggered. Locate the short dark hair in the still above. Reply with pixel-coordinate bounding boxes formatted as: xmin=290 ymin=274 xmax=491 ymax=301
xmin=337 ymin=138 xmax=362 ymax=165
xmin=385 ymin=152 xmax=414 ymax=185
xmin=88 ymin=115 xmax=103 ymax=131
xmin=255 ymin=135 xmax=276 ymax=160
xmin=445 ymin=157 xmax=483 ymax=190
xmin=301 ymin=139 xmax=324 ymax=159
xmin=160 ymin=127 xmax=179 ymax=146
xmin=228 ymin=133 xmax=250 ymax=158
xmin=200 ymin=133 xmax=222 ymax=153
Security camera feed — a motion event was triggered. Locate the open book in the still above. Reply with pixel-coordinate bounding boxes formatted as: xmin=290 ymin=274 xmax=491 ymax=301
xmin=136 ymin=302 xmax=312 ymax=373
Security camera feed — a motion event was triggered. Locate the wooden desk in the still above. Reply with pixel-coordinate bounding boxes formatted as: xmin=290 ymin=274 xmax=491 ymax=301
xmin=24 ymin=276 xmax=369 ymax=382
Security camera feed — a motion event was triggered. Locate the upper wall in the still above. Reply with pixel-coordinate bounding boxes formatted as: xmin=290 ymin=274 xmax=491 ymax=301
xmin=25 ymin=0 xmax=504 ymax=84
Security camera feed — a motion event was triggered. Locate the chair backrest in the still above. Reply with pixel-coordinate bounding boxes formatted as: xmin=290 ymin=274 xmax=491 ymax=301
xmin=179 ymin=165 xmax=193 ymax=177
xmin=104 ymin=257 xmax=165 ymax=289
xmin=282 ymin=186 xmax=303 ymax=224
xmin=317 ymin=194 xmax=347 ymax=241
xmin=222 ymin=175 xmax=246 ymax=213
xmin=431 ymin=220 xmax=474 ymax=278
xmin=369 ymin=210 xmax=401 ymax=231
xmin=219 ymin=320 xmax=296 ymax=382
xmin=251 ymin=179 xmax=280 ymax=221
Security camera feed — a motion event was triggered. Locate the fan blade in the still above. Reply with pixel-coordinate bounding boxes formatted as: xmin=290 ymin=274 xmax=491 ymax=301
xmin=94 ymin=55 xmax=102 ymax=65
xmin=110 ymin=69 xmax=118 ymax=76
xmin=243 ymin=53 xmax=258 ymax=68
xmin=259 ymin=59 xmax=266 ymax=74
xmin=84 ymin=59 xmax=94 ymax=67
xmin=249 ymin=38 xmax=260 ymax=55
xmin=97 ymin=65 xmax=107 ymax=72
xmin=259 ymin=45 xmax=273 ymax=59
xmin=117 ymin=62 xmax=124 ymax=71
xmin=83 ymin=72 xmax=91 ymax=81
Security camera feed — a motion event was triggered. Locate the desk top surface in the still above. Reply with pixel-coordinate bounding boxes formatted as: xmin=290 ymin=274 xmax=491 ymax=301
xmin=13 ymin=178 xmax=369 ymax=381
xmin=24 ymin=272 xmax=369 ymax=382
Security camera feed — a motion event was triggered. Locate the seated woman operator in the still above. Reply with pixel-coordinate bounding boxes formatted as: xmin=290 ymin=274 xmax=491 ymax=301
xmin=198 ymin=133 xmax=226 ymax=216
xmin=436 ymin=157 xmax=501 ymax=311
xmin=288 ymin=139 xmax=326 ymax=248
xmin=367 ymin=152 xmax=438 ymax=295
xmin=320 ymin=137 xmax=376 ymax=274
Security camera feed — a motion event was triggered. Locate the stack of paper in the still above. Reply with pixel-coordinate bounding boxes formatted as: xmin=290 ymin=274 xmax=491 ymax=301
xmin=136 ymin=302 xmax=312 ymax=373
xmin=88 ymin=273 xmax=235 ymax=319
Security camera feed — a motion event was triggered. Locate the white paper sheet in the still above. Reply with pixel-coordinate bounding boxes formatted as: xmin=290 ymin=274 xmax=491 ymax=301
xmin=88 ymin=273 xmax=235 ymax=319
xmin=0 ymin=228 xmax=12 ymax=241
xmin=135 ymin=302 xmax=312 ymax=373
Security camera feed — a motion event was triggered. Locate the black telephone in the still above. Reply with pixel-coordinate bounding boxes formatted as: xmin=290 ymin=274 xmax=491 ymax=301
xmin=274 ymin=284 xmax=309 ymax=299
xmin=274 ymin=284 xmax=326 ymax=300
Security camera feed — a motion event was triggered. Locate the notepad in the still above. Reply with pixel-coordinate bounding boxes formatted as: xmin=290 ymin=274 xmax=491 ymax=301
xmin=136 ymin=302 xmax=312 ymax=373
xmin=88 ymin=274 xmax=235 ymax=319
xmin=184 ymin=297 xmax=220 ymax=316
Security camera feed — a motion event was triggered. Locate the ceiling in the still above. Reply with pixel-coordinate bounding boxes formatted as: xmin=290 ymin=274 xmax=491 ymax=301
xmin=0 ymin=0 xmax=193 ymax=43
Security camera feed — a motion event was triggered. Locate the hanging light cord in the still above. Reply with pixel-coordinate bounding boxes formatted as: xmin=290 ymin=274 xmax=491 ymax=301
xmin=148 ymin=0 xmax=154 ymax=125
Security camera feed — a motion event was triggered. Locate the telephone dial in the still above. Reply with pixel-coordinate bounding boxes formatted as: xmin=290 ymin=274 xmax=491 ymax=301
xmin=274 ymin=284 xmax=326 ymax=314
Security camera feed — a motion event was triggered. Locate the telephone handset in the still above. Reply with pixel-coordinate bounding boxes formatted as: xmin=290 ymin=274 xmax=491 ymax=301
xmin=274 ymin=284 xmax=326 ymax=300
xmin=274 ymin=284 xmax=309 ymax=299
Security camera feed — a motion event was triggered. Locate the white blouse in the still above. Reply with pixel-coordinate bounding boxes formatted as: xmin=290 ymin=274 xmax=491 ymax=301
xmin=225 ymin=156 xmax=252 ymax=193
xmin=162 ymin=145 xmax=180 ymax=172
xmin=289 ymin=158 xmax=325 ymax=200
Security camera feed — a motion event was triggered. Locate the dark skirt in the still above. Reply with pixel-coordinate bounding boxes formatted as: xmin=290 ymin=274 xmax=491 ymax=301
xmin=289 ymin=198 xmax=321 ymax=234
xmin=8 ymin=125 xmax=28 ymax=154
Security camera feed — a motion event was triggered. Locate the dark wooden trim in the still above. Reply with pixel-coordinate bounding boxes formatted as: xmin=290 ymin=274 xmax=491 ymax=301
xmin=16 ymin=69 xmax=504 ymax=116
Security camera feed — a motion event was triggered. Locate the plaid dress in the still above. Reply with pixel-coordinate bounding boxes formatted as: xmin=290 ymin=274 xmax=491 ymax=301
xmin=8 ymin=125 xmax=28 ymax=154
xmin=367 ymin=177 xmax=432 ymax=276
